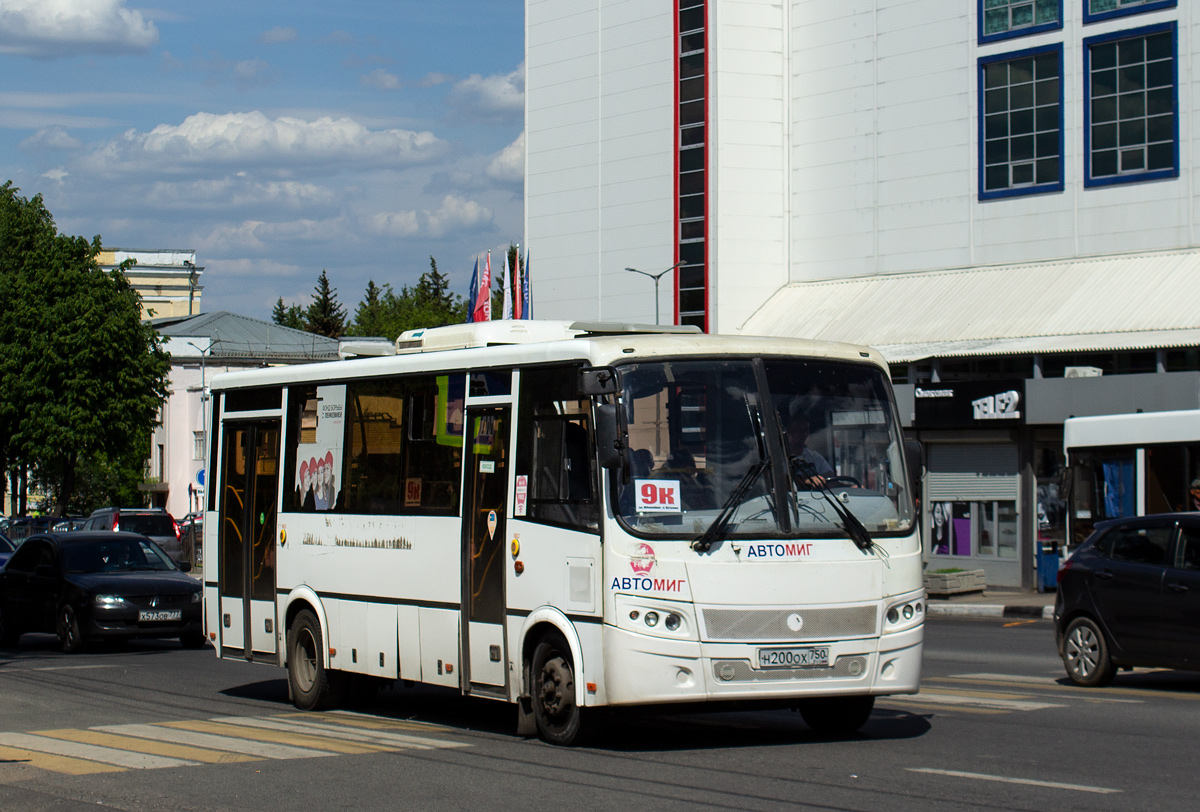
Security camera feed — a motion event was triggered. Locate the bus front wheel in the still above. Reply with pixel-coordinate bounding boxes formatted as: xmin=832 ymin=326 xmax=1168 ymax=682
xmin=797 ymin=695 xmax=875 ymax=737
xmin=287 ymin=609 xmax=344 ymax=710
xmin=531 ymin=631 xmax=582 ymax=746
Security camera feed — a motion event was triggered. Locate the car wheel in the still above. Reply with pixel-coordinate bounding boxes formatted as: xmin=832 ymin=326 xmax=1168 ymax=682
xmin=179 ymin=631 xmax=207 ymax=649
xmin=1062 ymin=616 xmax=1115 ymax=687
xmin=57 ymin=605 xmax=85 ymax=654
xmin=287 ymin=609 xmax=344 ymax=710
xmin=797 ymin=695 xmax=875 ymax=737
xmin=531 ymin=631 xmax=584 ymax=746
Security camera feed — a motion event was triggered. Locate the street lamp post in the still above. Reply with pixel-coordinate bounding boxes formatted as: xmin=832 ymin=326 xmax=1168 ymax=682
xmin=185 ymin=341 xmax=211 ymax=512
xmin=624 ymin=261 xmax=683 ymax=325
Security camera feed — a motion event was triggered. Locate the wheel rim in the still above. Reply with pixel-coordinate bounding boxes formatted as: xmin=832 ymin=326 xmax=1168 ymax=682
xmin=538 ymin=653 xmax=575 ymax=724
xmin=294 ymin=627 xmax=318 ymax=692
xmin=1066 ymin=624 xmax=1099 ymax=678
xmin=60 ymin=609 xmax=76 ymax=649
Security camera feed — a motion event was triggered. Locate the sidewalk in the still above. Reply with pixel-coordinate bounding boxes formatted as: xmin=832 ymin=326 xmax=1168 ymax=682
xmin=925 ymin=587 xmax=1056 ymax=620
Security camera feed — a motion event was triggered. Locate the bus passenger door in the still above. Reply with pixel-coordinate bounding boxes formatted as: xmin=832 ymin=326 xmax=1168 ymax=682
xmin=218 ymin=420 xmax=281 ymax=661
xmin=461 ymin=406 xmax=509 ymax=692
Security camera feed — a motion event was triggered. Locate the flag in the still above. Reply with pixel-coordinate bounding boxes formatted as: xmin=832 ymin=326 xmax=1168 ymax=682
xmin=466 ymin=258 xmax=479 ymax=323
xmin=513 ymin=246 xmax=523 ymax=320
xmin=521 ymin=248 xmax=531 ymax=319
xmin=501 ymin=252 xmax=513 ymax=320
xmin=472 ymin=251 xmax=492 ymax=322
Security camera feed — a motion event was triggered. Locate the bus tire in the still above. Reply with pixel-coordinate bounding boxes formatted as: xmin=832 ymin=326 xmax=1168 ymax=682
xmin=287 ymin=609 xmax=344 ymax=710
xmin=798 ymin=695 xmax=875 ymax=737
xmin=531 ymin=631 xmax=583 ymax=746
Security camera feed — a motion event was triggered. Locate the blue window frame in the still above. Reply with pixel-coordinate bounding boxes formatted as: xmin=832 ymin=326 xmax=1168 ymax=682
xmin=979 ymin=44 xmax=1064 ymax=200
xmin=979 ymin=0 xmax=1062 ymax=44
xmin=1083 ymin=22 xmax=1178 ymax=188
xmin=1084 ymin=0 xmax=1176 ymax=26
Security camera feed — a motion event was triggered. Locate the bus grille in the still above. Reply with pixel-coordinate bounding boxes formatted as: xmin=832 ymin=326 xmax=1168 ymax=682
xmin=701 ymin=606 xmax=877 ymax=642
xmin=710 ymin=656 xmax=869 ymax=683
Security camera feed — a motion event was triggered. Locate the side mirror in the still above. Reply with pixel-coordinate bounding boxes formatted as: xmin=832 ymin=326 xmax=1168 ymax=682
xmin=34 ymin=564 xmax=56 ymax=579
xmin=579 ymin=366 xmax=620 ymax=396
xmin=178 ymin=561 xmax=193 ymax=573
xmin=594 ymin=403 xmax=628 ymax=471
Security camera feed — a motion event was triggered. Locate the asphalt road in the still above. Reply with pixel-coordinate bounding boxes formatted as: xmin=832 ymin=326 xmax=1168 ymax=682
xmin=2 ymin=618 xmax=1199 ymax=812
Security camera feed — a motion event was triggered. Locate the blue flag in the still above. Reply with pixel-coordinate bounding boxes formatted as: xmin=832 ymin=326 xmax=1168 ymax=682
xmin=466 ymin=258 xmax=479 ymax=323
xmin=521 ymin=249 xmax=531 ymax=319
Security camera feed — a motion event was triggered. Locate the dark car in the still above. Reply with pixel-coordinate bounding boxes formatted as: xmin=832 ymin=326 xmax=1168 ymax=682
xmin=0 ymin=533 xmax=14 ymax=568
xmin=1055 ymin=513 xmax=1200 ymax=686
xmin=81 ymin=508 xmax=183 ymax=563
xmin=0 ymin=531 xmax=204 ymax=652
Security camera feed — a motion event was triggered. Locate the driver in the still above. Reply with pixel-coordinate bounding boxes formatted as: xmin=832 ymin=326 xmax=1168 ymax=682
xmin=784 ymin=411 xmax=834 ymax=487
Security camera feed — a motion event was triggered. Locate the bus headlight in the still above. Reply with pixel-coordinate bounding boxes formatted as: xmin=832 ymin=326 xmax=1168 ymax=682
xmin=614 ymin=595 xmax=697 ymax=640
xmin=883 ymin=595 xmax=924 ymax=634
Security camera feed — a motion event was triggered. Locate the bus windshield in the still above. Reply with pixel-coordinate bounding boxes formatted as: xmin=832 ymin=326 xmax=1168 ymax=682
xmin=614 ymin=358 xmax=914 ymax=539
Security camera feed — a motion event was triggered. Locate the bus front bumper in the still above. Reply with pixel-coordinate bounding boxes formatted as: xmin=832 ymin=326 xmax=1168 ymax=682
xmin=599 ymin=624 xmax=923 ymax=707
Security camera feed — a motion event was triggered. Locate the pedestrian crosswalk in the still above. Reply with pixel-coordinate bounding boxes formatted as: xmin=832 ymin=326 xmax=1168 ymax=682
xmin=0 ymin=711 xmax=468 ymax=776
xmin=879 ymin=671 xmax=1200 ymax=716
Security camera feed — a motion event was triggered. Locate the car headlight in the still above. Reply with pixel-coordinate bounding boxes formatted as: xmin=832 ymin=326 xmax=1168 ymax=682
xmin=94 ymin=595 xmax=129 ymax=608
xmin=191 ymin=591 xmax=202 ymax=603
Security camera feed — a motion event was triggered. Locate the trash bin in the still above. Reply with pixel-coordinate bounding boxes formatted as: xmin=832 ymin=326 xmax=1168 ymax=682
xmin=1037 ymin=540 xmax=1059 ymax=592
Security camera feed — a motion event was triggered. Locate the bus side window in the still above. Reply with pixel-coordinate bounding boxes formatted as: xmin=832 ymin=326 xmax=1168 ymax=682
xmin=517 ymin=365 xmax=599 ymax=533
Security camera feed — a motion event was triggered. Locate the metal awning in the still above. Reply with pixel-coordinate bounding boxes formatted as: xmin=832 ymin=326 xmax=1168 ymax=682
xmin=738 ymin=249 xmax=1200 ymax=363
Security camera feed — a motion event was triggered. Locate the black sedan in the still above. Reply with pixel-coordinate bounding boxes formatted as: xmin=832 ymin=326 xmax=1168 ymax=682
xmin=0 ymin=531 xmax=204 ymax=652
xmin=1055 ymin=513 xmax=1200 ymax=686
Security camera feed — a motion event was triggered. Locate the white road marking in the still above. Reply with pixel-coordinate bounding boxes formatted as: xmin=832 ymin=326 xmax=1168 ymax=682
xmin=908 ymin=768 xmax=1120 ymax=794
xmin=212 ymin=716 xmax=464 ymax=749
xmin=888 ymin=693 xmax=1065 ymax=711
xmin=0 ymin=732 xmax=198 ymax=769
xmin=93 ymin=724 xmax=332 ymax=760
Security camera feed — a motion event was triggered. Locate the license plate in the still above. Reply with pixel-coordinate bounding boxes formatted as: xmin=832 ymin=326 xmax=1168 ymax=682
xmin=138 ymin=610 xmax=181 ymax=622
xmin=758 ymin=646 xmax=830 ymax=669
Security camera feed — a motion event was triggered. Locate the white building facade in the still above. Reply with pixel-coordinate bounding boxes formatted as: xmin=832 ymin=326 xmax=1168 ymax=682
xmin=527 ymin=0 xmax=1200 ymax=587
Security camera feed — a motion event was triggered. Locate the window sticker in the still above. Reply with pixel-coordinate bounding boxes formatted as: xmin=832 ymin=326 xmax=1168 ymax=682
xmin=635 ymin=479 xmax=682 ymax=514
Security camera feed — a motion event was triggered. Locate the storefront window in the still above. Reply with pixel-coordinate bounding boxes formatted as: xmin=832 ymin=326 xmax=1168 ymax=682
xmin=931 ymin=500 xmax=1017 ymax=557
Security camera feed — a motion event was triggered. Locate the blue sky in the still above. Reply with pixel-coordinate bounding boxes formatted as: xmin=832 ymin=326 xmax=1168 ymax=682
xmin=0 ymin=0 xmax=524 ymax=319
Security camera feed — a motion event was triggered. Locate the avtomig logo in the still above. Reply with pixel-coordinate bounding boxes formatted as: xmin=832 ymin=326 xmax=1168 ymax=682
xmin=630 ymin=542 xmax=655 ymax=574
xmin=610 ymin=577 xmax=687 ymax=593
xmin=746 ymin=543 xmax=813 ymax=559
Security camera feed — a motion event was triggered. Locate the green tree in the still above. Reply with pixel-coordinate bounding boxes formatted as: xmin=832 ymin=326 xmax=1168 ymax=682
xmin=305 ymin=269 xmax=346 ymax=338
xmin=271 ymin=296 xmax=305 ymax=330
xmin=346 ymin=257 xmax=467 ymax=340
xmin=0 ymin=181 xmax=170 ymax=515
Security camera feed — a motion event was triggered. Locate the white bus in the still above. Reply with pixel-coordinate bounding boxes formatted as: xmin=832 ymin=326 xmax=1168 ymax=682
xmin=203 ymin=320 xmax=924 ymax=744
xmin=1064 ymin=409 xmax=1200 ymax=548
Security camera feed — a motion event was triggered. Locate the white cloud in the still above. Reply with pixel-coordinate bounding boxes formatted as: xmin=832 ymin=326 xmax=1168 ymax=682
xmin=140 ymin=179 xmax=336 ymax=211
xmin=19 ymin=126 xmax=82 ymax=151
xmin=234 ymin=59 xmax=271 ymax=85
xmin=485 ymin=131 xmax=524 ymax=185
xmin=361 ymin=68 xmax=400 ymax=91
xmin=449 ymin=62 xmax=524 ymax=121
xmin=199 ymin=217 xmax=351 ymax=254
xmin=418 ymin=72 xmax=454 ymax=88
xmin=42 ymin=167 xmax=68 ymax=182
xmin=370 ymin=194 xmax=493 ymax=239
xmin=80 ymin=111 xmax=447 ymax=176
xmin=0 ymin=0 xmax=158 ymax=58
xmin=260 ymin=26 xmax=297 ymax=44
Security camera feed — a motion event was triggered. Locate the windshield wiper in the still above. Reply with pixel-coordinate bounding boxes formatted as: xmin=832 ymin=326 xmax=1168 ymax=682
xmin=692 ymin=399 xmax=773 ymax=553
xmin=692 ymin=459 xmax=769 ymax=553
xmin=791 ymin=458 xmax=881 ymax=557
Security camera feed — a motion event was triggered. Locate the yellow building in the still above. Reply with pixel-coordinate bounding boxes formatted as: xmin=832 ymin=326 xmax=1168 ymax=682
xmin=97 ymin=248 xmax=204 ymax=319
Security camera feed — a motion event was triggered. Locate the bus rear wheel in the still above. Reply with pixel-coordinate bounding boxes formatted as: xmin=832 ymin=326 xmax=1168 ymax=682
xmin=287 ymin=609 xmax=344 ymax=710
xmin=531 ymin=631 xmax=583 ymax=746
xmin=797 ymin=695 xmax=875 ymax=737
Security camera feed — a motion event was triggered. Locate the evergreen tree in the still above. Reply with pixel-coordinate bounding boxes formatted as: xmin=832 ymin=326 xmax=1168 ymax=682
xmin=304 ymin=269 xmax=346 ymax=338
xmin=271 ymin=296 xmax=305 ymax=330
xmin=346 ymin=257 xmax=467 ymax=340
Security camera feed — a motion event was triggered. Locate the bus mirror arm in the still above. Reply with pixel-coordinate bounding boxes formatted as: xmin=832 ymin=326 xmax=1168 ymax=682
xmin=904 ymin=439 xmax=924 ymax=502
xmin=595 ymin=402 xmax=629 ymax=474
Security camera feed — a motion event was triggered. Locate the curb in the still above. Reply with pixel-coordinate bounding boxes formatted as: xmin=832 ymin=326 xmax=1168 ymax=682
xmin=926 ymin=604 xmax=1054 ymax=620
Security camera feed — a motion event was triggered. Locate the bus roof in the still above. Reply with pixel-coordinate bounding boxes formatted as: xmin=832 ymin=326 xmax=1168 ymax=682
xmin=1064 ymin=409 xmax=1200 ymax=450
xmin=208 ymin=320 xmax=889 ymax=392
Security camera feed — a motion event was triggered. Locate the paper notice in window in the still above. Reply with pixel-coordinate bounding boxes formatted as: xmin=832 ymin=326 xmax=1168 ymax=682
xmin=635 ymin=479 xmax=682 ymax=514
